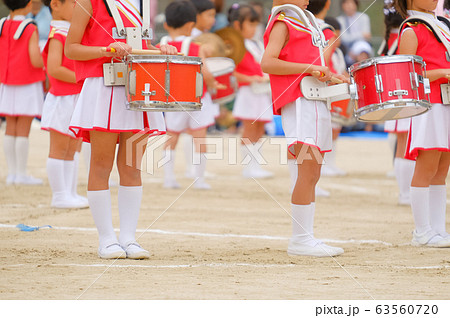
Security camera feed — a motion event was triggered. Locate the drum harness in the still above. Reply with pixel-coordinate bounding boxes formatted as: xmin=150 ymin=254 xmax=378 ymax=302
xmin=102 ymin=0 xmax=152 ymax=87
xmin=266 ymin=5 xmax=351 ymax=109
xmin=0 ymin=16 xmax=37 ymax=40
xmin=399 ymin=15 xmax=450 ymax=104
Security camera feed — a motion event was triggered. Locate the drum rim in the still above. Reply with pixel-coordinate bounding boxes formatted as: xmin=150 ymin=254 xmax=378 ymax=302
xmin=126 ymin=55 xmax=202 ymax=65
xmin=126 ymin=101 xmax=202 ymax=112
xmin=354 ymin=99 xmax=431 ymax=122
xmin=349 ymin=55 xmax=425 ymax=74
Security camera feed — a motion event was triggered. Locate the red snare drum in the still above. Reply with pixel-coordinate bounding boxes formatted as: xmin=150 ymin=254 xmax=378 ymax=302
xmin=331 ymin=99 xmax=356 ymax=126
xmin=126 ymin=55 xmax=203 ymax=111
xmin=349 ymin=55 xmax=431 ymax=122
xmin=204 ymin=57 xmax=237 ymax=104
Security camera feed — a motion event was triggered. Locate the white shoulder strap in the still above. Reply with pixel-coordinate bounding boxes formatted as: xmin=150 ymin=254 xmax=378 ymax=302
xmin=105 ymin=0 xmax=126 ymax=36
xmin=0 ymin=17 xmax=7 ymax=37
xmin=13 ymin=18 xmax=35 ymax=40
xmin=377 ymin=39 xmax=386 ymax=56
xmin=142 ymin=0 xmax=151 ymax=38
xmin=180 ymin=37 xmax=192 ymax=56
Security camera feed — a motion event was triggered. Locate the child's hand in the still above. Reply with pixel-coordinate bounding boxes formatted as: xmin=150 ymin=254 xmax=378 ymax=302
xmin=104 ymin=42 xmax=132 ymax=58
xmin=251 ymin=76 xmax=266 ymax=83
xmin=311 ymin=66 xmax=332 ymax=82
xmin=213 ymin=81 xmax=227 ymax=91
xmin=160 ymin=44 xmax=178 ymax=55
xmin=334 ymin=74 xmax=350 ymax=84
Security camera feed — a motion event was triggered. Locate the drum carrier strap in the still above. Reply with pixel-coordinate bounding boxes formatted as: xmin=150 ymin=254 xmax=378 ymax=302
xmin=13 ymin=19 xmax=36 ymax=40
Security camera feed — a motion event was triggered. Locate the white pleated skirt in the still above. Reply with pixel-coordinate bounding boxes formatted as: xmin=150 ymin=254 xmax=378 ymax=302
xmin=232 ymin=86 xmax=273 ymax=123
xmin=0 ymin=82 xmax=44 ymax=117
xmin=41 ymin=93 xmax=79 ymax=138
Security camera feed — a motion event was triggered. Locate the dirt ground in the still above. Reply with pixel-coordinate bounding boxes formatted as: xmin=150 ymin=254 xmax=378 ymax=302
xmin=0 ymin=123 xmax=449 ymax=300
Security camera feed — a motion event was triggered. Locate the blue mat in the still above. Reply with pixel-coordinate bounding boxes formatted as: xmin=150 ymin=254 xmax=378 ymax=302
xmin=340 ymin=131 xmax=388 ymax=139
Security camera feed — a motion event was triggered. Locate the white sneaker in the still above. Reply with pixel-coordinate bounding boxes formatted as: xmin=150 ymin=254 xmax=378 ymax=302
xmin=315 ymin=186 xmax=330 ymax=197
xmin=6 ymin=174 xmax=15 ymax=185
xmin=321 ymin=165 xmax=346 ymax=177
xmin=15 ymin=175 xmax=43 ymax=185
xmin=72 ymin=194 xmax=89 ymax=206
xmin=98 ymin=243 xmax=126 ymax=259
xmin=194 ymin=179 xmax=211 ymax=190
xmin=51 ymin=195 xmax=89 ymax=209
xmin=411 ymin=230 xmax=450 ymax=247
xmin=163 ymin=178 xmax=181 ymax=189
xmin=288 ymin=239 xmax=344 ymax=257
xmin=121 ymin=242 xmax=150 ymax=259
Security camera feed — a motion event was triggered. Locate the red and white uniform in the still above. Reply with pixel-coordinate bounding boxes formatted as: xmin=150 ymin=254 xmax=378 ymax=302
xmin=69 ymin=0 xmax=165 ymax=142
xmin=160 ymin=35 xmax=215 ymax=133
xmin=0 ymin=15 xmax=45 ymax=117
xmin=263 ymin=7 xmax=332 ymax=155
xmin=401 ymin=10 xmax=450 ymax=160
xmin=232 ymin=39 xmax=273 ymax=123
xmin=41 ymin=21 xmax=83 ymax=138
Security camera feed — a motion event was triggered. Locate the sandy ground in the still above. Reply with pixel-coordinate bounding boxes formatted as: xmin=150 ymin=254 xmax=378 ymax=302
xmin=0 ymin=123 xmax=449 ymax=300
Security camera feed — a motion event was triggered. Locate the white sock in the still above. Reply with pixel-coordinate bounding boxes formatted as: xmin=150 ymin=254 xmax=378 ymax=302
xmin=394 ymin=158 xmax=415 ymax=200
xmin=410 ymin=186 xmax=432 ymax=234
xmin=87 ymin=190 xmax=117 ymax=247
xmin=184 ymin=134 xmax=193 ymax=175
xmin=118 ymin=185 xmax=143 ymax=245
xmin=287 ymin=159 xmax=298 ymax=193
xmin=63 ymin=159 xmax=75 ymax=197
xmin=3 ymin=135 xmax=16 ymax=176
xmin=291 ymin=203 xmax=316 ymax=245
xmin=429 ymin=185 xmax=448 ymax=236
xmin=15 ymin=136 xmax=29 ymax=177
xmin=241 ymin=144 xmax=250 ymax=172
xmin=71 ymin=152 xmax=81 ymax=197
xmin=193 ymin=152 xmax=207 ymax=181
xmin=163 ymin=149 xmax=176 ymax=181
xmin=325 ymin=141 xmax=337 ymax=167
xmin=47 ymin=158 xmax=67 ymax=198
xmin=82 ymin=142 xmax=91 ymax=176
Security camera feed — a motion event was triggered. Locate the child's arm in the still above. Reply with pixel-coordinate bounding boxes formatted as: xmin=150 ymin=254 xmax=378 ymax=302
xmin=147 ymin=42 xmax=178 ymax=55
xmin=47 ymin=38 xmax=76 ymax=83
xmin=399 ymin=28 xmax=450 ymax=82
xmin=261 ymin=21 xmax=331 ymax=82
xmin=28 ymin=30 xmax=44 ymax=68
xmin=65 ymin=0 xmax=131 ymax=60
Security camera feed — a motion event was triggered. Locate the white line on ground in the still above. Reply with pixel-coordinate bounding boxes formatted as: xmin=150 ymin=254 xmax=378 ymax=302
xmin=0 ymin=223 xmax=394 ymax=246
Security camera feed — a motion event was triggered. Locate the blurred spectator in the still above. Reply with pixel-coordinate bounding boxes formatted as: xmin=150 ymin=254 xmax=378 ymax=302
xmin=211 ymin=0 xmax=228 ymax=31
xmin=348 ymin=40 xmax=373 ymax=64
xmin=26 ymin=0 xmax=52 ymax=50
xmin=249 ymin=1 xmax=266 ymax=42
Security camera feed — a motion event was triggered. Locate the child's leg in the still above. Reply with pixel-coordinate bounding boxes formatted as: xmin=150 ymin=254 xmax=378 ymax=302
xmin=87 ymin=130 xmax=123 ymax=258
xmin=191 ymin=128 xmax=210 ymax=189
xmin=163 ymin=131 xmax=181 ymax=188
xmin=429 ymin=152 xmax=450 ymax=237
xmin=116 ymin=132 xmax=149 ymax=259
xmin=15 ymin=116 xmax=42 ymax=184
xmin=4 ymin=116 xmax=18 ymax=183
xmin=394 ymin=132 xmax=415 ymax=205
xmin=240 ymin=120 xmax=272 ymax=178
xmin=64 ymin=138 xmax=87 ymax=204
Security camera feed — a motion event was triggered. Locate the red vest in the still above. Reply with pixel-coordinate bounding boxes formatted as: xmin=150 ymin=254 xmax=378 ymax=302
xmin=236 ymin=51 xmax=264 ymax=87
xmin=263 ymin=12 xmax=322 ymax=115
xmin=43 ymin=25 xmax=83 ymax=96
xmin=0 ymin=19 xmax=45 ymax=85
xmin=322 ymin=27 xmax=337 ymax=74
xmin=75 ymin=0 xmax=148 ymax=82
xmin=399 ymin=22 xmax=450 ymax=103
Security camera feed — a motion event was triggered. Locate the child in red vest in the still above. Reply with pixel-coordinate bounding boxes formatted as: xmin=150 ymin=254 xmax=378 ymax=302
xmin=262 ymin=0 xmax=344 ymax=257
xmin=0 ymin=0 xmax=45 ymax=185
xmin=395 ymin=0 xmax=450 ymax=247
xmin=229 ymin=4 xmax=273 ymax=179
xmin=66 ymin=0 xmax=177 ymax=259
xmin=41 ymin=0 xmax=88 ymax=209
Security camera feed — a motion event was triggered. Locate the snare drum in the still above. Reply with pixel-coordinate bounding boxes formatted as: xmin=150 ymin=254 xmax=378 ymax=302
xmin=331 ymin=99 xmax=356 ymax=126
xmin=349 ymin=55 xmax=431 ymax=122
xmin=126 ymin=55 xmax=203 ymax=112
xmin=204 ymin=57 xmax=237 ymax=104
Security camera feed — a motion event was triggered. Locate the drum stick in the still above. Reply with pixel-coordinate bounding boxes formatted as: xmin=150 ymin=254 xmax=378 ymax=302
xmin=311 ymin=71 xmax=344 ymax=84
xmin=102 ymin=47 xmax=184 ymax=55
xmin=446 ymin=74 xmax=450 ymax=80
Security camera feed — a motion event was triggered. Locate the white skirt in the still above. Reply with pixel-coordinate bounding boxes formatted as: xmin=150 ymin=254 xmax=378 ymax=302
xmin=232 ymin=86 xmax=273 ymax=123
xmin=406 ymin=103 xmax=450 ymax=160
xmin=384 ymin=118 xmax=410 ymax=133
xmin=41 ymin=93 xmax=78 ymax=138
xmin=165 ymin=92 xmax=215 ymax=133
xmin=281 ymin=97 xmax=332 ymax=156
xmin=69 ymin=77 xmax=166 ymax=142
xmin=0 ymin=82 xmax=44 ymax=117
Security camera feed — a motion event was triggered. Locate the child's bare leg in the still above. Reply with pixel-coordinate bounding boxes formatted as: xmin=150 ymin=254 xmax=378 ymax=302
xmin=240 ymin=120 xmax=272 ymax=178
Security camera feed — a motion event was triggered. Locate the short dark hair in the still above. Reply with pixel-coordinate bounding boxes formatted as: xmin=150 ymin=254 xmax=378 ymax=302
xmin=445 ymin=0 xmax=450 ymax=10
xmin=42 ymin=0 xmax=66 ymax=13
xmin=324 ymin=17 xmax=341 ymax=31
xmin=165 ymin=1 xmax=197 ymax=29
xmin=4 ymin=0 xmax=31 ymax=11
xmin=190 ymin=0 xmax=215 ymax=14
xmin=228 ymin=3 xmax=259 ymax=25
xmin=307 ymin=0 xmax=328 ymax=15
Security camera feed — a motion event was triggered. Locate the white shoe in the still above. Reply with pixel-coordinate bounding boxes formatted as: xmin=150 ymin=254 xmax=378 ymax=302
xmin=163 ymin=178 xmax=181 ymax=189
xmin=315 ymin=186 xmax=330 ymax=197
xmin=398 ymin=194 xmax=410 ymax=206
xmin=51 ymin=194 xmax=89 ymax=209
xmin=288 ymin=238 xmax=344 ymax=257
xmin=72 ymin=194 xmax=89 ymax=206
xmin=194 ymin=179 xmax=211 ymax=190
xmin=121 ymin=242 xmax=150 ymax=259
xmin=15 ymin=175 xmax=43 ymax=185
xmin=98 ymin=243 xmax=126 ymax=259
xmin=6 ymin=174 xmax=15 ymax=185
xmin=411 ymin=230 xmax=450 ymax=247
xmin=321 ymin=165 xmax=346 ymax=177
